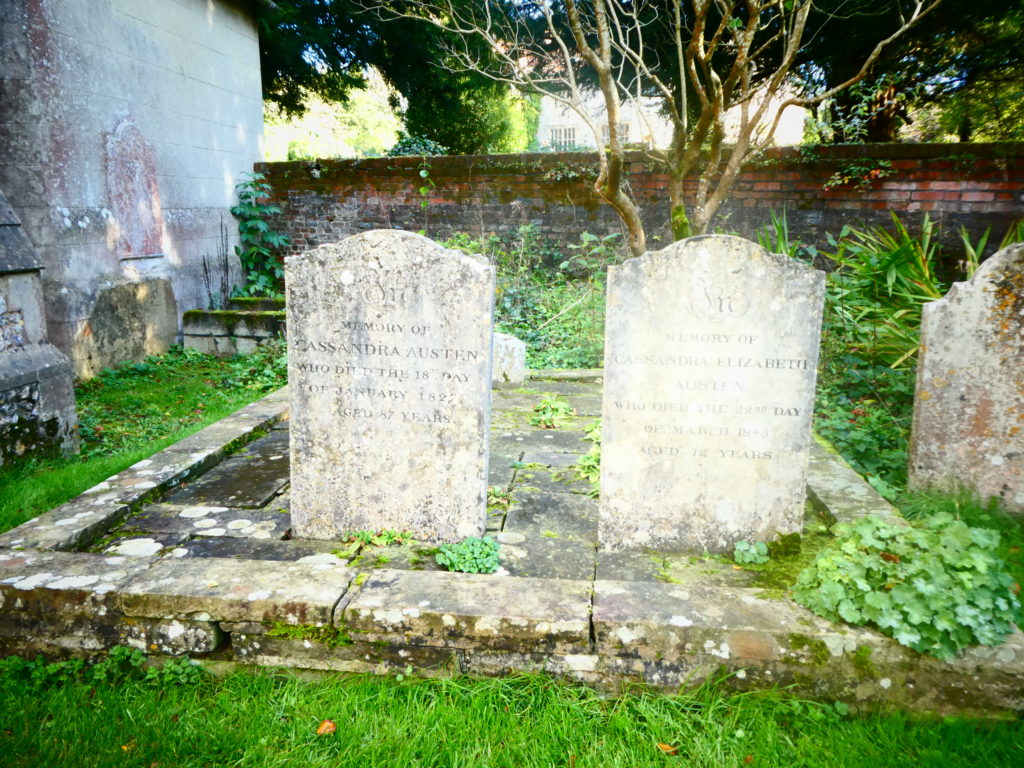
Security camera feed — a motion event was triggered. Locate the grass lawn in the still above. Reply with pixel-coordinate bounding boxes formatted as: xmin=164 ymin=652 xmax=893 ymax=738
xmin=0 ymin=344 xmax=285 ymax=534
xmin=1 ymin=665 xmax=1021 ymax=768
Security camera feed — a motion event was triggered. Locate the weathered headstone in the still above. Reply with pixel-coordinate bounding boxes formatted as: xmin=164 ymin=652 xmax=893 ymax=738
xmin=286 ymin=230 xmax=495 ymax=541
xmin=909 ymin=244 xmax=1024 ymax=512
xmin=599 ymin=235 xmax=825 ymax=552
xmin=492 ymin=332 xmax=528 ymax=388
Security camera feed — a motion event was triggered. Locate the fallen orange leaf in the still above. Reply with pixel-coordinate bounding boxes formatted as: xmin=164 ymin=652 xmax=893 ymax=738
xmin=316 ymin=719 xmax=336 ymax=736
xmin=744 ymin=755 xmax=754 ymax=764
xmin=656 ymin=743 xmax=679 ymax=755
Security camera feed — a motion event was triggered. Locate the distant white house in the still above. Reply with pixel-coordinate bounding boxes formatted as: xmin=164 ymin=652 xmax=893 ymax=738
xmin=536 ymin=91 xmax=808 ymax=150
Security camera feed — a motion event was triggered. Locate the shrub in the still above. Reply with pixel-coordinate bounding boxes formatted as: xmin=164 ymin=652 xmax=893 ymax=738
xmin=793 ymin=514 xmax=1021 ymax=659
xmin=387 ymin=133 xmax=448 ymax=157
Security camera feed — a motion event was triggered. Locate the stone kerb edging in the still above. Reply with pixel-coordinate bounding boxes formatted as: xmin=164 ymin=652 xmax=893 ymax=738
xmin=0 ymin=388 xmax=290 ymax=552
xmin=1 ymin=382 xmax=1022 ymax=715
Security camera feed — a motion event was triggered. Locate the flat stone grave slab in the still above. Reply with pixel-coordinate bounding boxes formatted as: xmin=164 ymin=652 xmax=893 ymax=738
xmin=120 ymin=557 xmax=354 ymax=625
xmin=171 ymin=537 xmax=345 ymax=563
xmin=114 ymin=503 xmax=291 ymax=541
xmin=164 ymin=430 xmax=290 ymax=508
xmin=344 ymin=569 xmax=592 ymax=654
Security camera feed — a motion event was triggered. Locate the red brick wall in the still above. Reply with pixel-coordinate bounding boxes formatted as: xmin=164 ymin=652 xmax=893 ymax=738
xmin=256 ymin=143 xmax=1023 ymax=258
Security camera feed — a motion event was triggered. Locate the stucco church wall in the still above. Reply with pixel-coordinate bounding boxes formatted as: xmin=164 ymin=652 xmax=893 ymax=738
xmin=0 ymin=0 xmax=262 ymax=376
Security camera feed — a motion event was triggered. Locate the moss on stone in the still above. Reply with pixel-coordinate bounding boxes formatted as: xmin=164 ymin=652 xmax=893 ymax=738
xmin=266 ymin=621 xmax=353 ymax=648
xmin=788 ymin=633 xmax=831 ymax=666
xmin=739 ymin=528 xmax=833 ymax=592
xmin=851 ymin=645 xmax=876 ymax=676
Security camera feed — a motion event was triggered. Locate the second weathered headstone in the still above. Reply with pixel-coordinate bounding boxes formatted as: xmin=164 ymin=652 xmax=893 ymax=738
xmin=286 ymin=230 xmax=494 ymax=541
xmin=909 ymin=244 xmax=1024 ymax=512
xmin=599 ymin=235 xmax=825 ymax=552
xmin=492 ymin=332 xmax=528 ymax=388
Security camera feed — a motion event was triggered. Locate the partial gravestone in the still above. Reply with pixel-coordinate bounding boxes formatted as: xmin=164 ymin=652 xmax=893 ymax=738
xmin=599 ymin=235 xmax=825 ymax=553
xmin=909 ymin=244 xmax=1024 ymax=512
xmin=1 ymin=185 xmax=78 ymax=467
xmin=492 ymin=332 xmax=528 ymax=388
xmin=286 ymin=230 xmax=495 ymax=541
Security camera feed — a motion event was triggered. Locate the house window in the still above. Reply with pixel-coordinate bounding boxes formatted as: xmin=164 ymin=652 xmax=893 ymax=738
xmin=550 ymin=126 xmax=576 ymax=149
xmin=600 ymin=122 xmax=631 ymax=144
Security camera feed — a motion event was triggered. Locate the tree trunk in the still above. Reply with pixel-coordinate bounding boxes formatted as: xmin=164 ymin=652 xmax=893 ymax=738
xmin=668 ymin=175 xmax=691 ymax=240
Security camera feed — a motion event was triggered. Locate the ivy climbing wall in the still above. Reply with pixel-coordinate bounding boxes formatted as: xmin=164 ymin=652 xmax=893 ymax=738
xmin=257 ymin=143 xmax=1023 ymax=258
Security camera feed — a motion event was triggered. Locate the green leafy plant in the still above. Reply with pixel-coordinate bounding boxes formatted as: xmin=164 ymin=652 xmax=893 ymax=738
xmin=0 ymin=646 xmax=203 ymax=692
xmin=416 ymin=159 xmax=436 ymax=212
xmin=530 ymin=396 xmax=575 ymax=429
xmin=823 ymin=158 xmax=894 ymax=191
xmin=793 ymin=514 xmax=1022 ymax=659
xmin=822 ymin=213 xmax=949 ymax=369
xmin=573 ymin=418 xmax=602 ymax=497
xmin=441 ymin=226 xmax=607 ymax=369
xmin=387 ymin=133 xmax=449 ymax=157
xmin=557 ymin=232 xmax=623 ymax=278
xmin=487 ymin=485 xmax=513 ymax=511
xmin=734 ymin=540 xmax=770 ymax=565
xmin=230 ymin=172 xmax=290 ymax=297
xmin=221 ymin=336 xmax=288 ymax=393
xmin=435 ymin=536 xmax=500 ymax=574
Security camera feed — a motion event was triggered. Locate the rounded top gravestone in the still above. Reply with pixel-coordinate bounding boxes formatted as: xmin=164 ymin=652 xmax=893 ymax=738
xmin=910 ymin=243 xmax=1024 ymax=512
xmin=285 ymin=230 xmax=495 ymax=542
xmin=599 ymin=235 xmax=826 ymax=553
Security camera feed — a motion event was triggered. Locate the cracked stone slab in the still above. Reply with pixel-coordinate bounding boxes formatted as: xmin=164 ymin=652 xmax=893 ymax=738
xmin=117 ymin=503 xmax=291 ymax=541
xmin=593 ymin=580 xmax=840 ymax=662
xmin=487 ymin=452 xmax=521 ymax=489
xmin=164 ymin=452 xmax=290 ymax=508
xmin=0 ymin=494 xmax=133 ymax=551
xmin=344 ymin=569 xmax=592 ymax=653
xmin=806 ymin=439 xmax=903 ymax=525
xmin=0 ymin=612 xmax=224 ymax=656
xmin=166 ymin=537 xmax=347 ymax=563
xmin=261 ymin=492 xmax=291 ymax=515
xmin=503 ymin=490 xmax=598 ymax=543
xmin=232 ymin=633 xmax=457 ymax=676
xmin=0 ymin=550 xmax=153 ymax=617
xmin=119 ymin=556 xmax=353 ymax=625
xmin=517 ymin=451 xmax=592 ymax=494
xmin=491 ymin=429 xmax=590 ymax=457
xmin=495 ymin=533 xmax=595 ymax=581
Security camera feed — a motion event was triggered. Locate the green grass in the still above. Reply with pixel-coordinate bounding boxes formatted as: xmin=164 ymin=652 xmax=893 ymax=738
xmin=0 ymin=343 xmax=287 ymax=534
xmin=1 ymin=666 xmax=1021 ymax=768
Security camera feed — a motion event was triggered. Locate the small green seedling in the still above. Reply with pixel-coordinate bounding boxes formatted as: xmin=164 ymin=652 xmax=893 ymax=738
xmin=734 ymin=540 xmax=770 ymax=565
xmin=530 ymin=396 xmax=575 ymax=429
xmin=435 ymin=536 xmax=500 ymax=574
